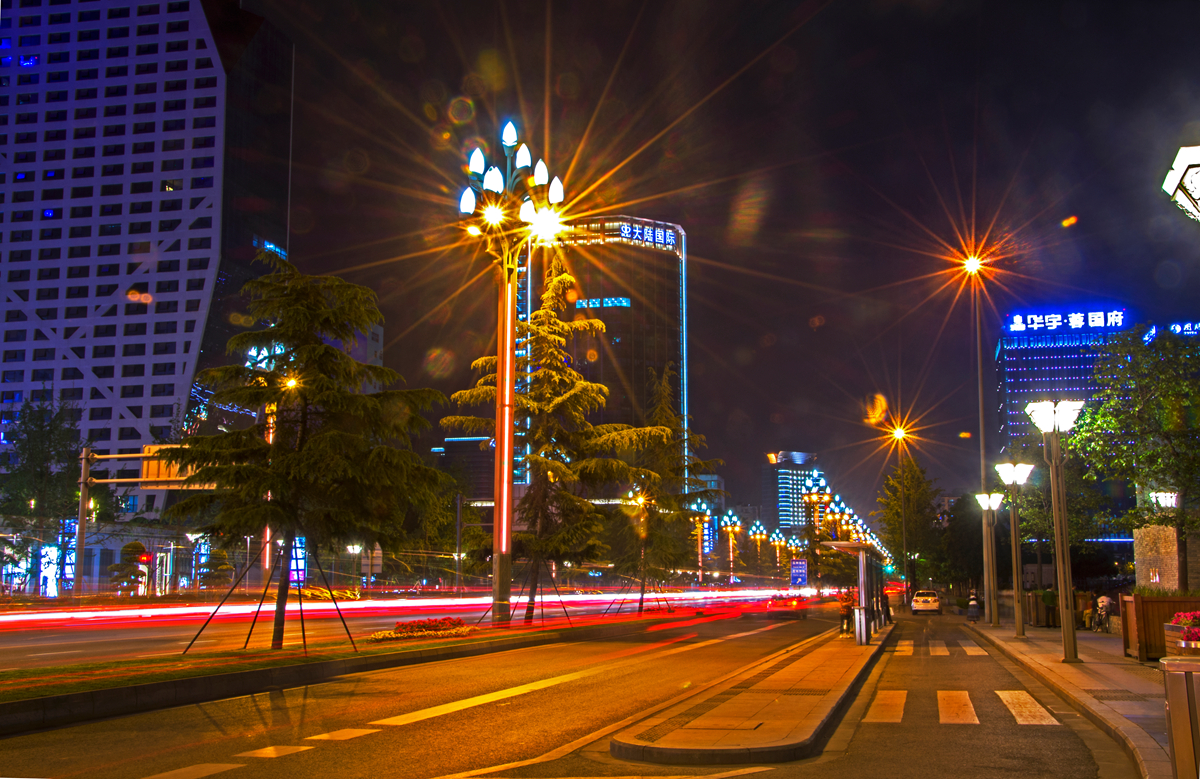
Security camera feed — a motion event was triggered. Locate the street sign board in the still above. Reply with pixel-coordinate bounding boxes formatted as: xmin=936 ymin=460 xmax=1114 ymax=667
xmin=790 ymin=558 xmax=807 ymax=587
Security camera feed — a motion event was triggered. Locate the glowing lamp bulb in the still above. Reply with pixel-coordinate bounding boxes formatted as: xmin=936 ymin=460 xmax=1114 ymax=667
xmin=963 ymin=255 xmax=982 ymax=274
xmin=533 ymin=159 xmax=549 ymax=186
xmin=548 ymin=176 xmax=564 ymax=204
xmin=285 ymin=378 xmax=297 ymax=388
xmin=891 ymin=426 xmax=907 ymax=440
xmin=529 ymin=207 xmax=562 ymax=243
xmin=482 ymin=204 xmax=504 ymax=225
xmin=458 ymin=187 xmax=476 ymax=214
xmin=482 ymin=166 xmax=504 ymax=193
xmin=468 ymin=148 xmax=485 ymax=175
xmin=519 ymin=199 xmax=535 ymax=223
xmin=466 ymin=225 xmax=482 ymax=236
xmin=501 ymin=121 xmax=518 ymax=147
xmin=514 ymin=143 xmax=531 ymax=169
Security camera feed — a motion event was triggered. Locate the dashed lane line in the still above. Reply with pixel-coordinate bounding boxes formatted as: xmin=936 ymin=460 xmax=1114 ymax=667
xmin=305 ymin=728 xmax=380 ymax=740
xmin=139 ymin=765 xmax=244 ymax=779
xmin=234 ymin=745 xmax=314 ymax=758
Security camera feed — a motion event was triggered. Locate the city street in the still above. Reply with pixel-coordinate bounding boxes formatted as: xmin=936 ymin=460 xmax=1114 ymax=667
xmin=2 ymin=609 xmax=1141 ymax=779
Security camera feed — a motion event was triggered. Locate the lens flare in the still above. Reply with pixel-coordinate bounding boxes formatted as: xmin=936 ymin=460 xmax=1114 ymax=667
xmin=482 ymin=204 xmax=504 ymax=225
xmin=422 ymin=347 xmax=456 ymax=379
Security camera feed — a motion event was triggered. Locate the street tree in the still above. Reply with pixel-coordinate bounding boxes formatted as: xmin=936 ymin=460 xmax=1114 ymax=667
xmin=108 ymin=541 xmax=147 ymax=596
xmin=872 ymin=457 xmax=943 ymax=591
xmin=0 ymin=396 xmax=118 ymax=596
xmin=163 ymin=252 xmax=450 ymax=648
xmin=1070 ymin=327 xmax=1200 ymax=589
xmin=613 ymin=364 xmax=721 ymax=613
xmin=443 ymin=253 xmax=668 ymax=623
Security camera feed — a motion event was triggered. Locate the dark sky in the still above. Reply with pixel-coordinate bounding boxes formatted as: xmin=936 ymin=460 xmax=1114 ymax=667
xmin=250 ymin=0 xmax=1200 ymax=520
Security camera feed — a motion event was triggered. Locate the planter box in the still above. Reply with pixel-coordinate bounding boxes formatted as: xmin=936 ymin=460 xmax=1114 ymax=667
xmin=1025 ymin=592 xmax=1059 ymax=627
xmin=1122 ymin=595 xmax=1200 ymax=661
xmin=1164 ymin=624 xmax=1200 ymax=656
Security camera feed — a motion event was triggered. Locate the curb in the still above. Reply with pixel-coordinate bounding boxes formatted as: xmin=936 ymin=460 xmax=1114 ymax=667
xmin=610 ymin=623 xmax=894 ymax=764
xmin=964 ymin=625 xmax=1173 ymax=779
xmin=0 ymin=617 xmax=671 ymax=737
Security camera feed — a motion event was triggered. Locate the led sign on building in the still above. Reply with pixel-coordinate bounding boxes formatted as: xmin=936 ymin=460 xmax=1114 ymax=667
xmin=1006 ymin=309 xmax=1126 ymax=333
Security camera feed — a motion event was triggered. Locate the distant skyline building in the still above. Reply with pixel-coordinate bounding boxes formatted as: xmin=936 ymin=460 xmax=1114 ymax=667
xmin=0 ymin=0 xmax=292 ymax=519
xmin=760 ymin=451 xmax=822 ymax=533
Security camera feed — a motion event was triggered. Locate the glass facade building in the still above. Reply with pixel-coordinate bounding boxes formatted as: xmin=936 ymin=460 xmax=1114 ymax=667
xmin=0 ymin=0 xmax=291 ymax=513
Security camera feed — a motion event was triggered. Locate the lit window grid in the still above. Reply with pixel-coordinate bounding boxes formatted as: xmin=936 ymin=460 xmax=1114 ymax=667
xmin=0 ymin=2 xmax=223 ymax=507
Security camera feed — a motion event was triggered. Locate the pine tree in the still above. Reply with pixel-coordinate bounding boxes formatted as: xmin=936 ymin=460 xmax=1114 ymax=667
xmin=611 ymin=365 xmax=721 ymax=613
xmin=197 ymin=548 xmax=235 ymax=590
xmin=163 ymin=251 xmax=450 ymax=648
xmin=108 ymin=541 xmax=147 ymax=596
xmin=443 ymin=252 xmax=668 ymax=623
xmin=872 ymin=458 xmax=943 ymax=593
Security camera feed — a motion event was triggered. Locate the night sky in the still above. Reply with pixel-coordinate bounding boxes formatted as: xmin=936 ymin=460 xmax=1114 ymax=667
xmin=249 ymin=0 xmax=1200 ymax=520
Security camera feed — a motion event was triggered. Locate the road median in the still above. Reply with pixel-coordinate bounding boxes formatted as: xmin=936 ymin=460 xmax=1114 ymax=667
xmin=610 ymin=623 xmax=893 ymax=764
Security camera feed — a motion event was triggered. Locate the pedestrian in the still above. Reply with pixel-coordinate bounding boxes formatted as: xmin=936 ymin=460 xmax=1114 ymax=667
xmin=839 ymin=589 xmax=855 ymax=636
xmin=966 ymin=589 xmax=981 ymax=624
xmin=881 ymin=590 xmax=891 ymax=625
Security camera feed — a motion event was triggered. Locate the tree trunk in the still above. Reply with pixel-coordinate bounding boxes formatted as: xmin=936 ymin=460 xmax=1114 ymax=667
xmin=271 ymin=530 xmax=293 ymax=649
xmin=637 ymin=539 xmax=647 ymax=615
xmin=27 ymin=541 xmax=42 ymax=595
xmin=524 ymin=556 xmax=540 ymax=624
xmin=1178 ymin=494 xmax=1189 ymax=593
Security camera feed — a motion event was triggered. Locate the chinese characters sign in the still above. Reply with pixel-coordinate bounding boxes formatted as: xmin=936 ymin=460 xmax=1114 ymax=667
xmin=618 ymin=222 xmax=676 ymax=250
xmin=1007 ymin=309 xmax=1127 ymax=333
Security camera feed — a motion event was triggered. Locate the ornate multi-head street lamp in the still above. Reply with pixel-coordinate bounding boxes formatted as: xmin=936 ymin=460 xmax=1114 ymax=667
xmin=1026 ymin=400 xmax=1085 ymax=661
xmin=720 ymin=510 xmax=741 ymax=585
xmin=749 ymin=520 xmax=767 ymax=576
xmin=690 ymin=501 xmax=711 ymax=585
xmin=770 ymin=529 xmax=786 ymax=581
xmin=458 ymin=121 xmax=564 ymax=624
xmin=996 ymin=462 xmax=1035 ymax=638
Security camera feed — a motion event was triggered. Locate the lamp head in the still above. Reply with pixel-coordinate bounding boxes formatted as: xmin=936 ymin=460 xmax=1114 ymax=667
xmin=1025 ymin=401 xmax=1056 ymax=433
xmin=458 ymin=187 xmax=476 ymax=215
xmin=548 ymin=176 xmax=564 ymax=204
xmin=533 ymin=159 xmax=549 ymax=187
xmin=468 ymin=148 xmax=485 ymax=176
xmin=482 ymin=166 xmax=504 ymax=193
xmin=529 ymin=206 xmax=563 ymax=244
xmin=1055 ymin=400 xmax=1085 ymax=432
xmin=518 ymin=199 xmax=535 ymax=223
xmin=482 ymin=204 xmax=504 ymax=226
xmin=514 ymin=143 xmax=531 ymax=169
xmin=501 ymin=121 xmax=518 ymax=147
xmin=891 ymin=426 xmax=907 ymax=441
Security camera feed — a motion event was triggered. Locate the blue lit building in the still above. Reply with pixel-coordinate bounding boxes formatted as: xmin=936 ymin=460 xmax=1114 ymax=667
xmin=996 ymin=306 xmax=1132 ymax=447
xmin=760 ymin=451 xmax=822 ymax=532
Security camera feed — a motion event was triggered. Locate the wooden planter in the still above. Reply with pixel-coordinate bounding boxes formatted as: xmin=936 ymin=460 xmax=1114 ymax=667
xmin=1025 ymin=592 xmax=1058 ymax=627
xmin=1122 ymin=595 xmax=1200 ymax=661
xmin=1164 ymin=624 xmax=1200 ymax=656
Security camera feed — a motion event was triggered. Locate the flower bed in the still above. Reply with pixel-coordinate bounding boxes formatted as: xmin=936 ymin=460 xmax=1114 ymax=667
xmin=366 ymin=617 xmax=476 ymax=643
xmin=1166 ymin=611 xmax=1200 ymax=656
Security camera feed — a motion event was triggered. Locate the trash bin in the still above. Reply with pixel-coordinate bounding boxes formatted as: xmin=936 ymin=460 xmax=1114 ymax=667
xmin=1160 ymin=656 xmax=1200 ymax=779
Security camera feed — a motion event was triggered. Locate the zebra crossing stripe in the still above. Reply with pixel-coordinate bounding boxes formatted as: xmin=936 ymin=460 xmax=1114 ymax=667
xmin=937 ymin=691 xmax=979 ymax=724
xmin=958 ymin=639 xmax=988 ymax=656
xmin=996 ymin=690 xmax=1058 ymax=725
xmin=929 ymin=640 xmax=949 ymax=656
xmin=894 ymin=640 xmax=913 ymax=656
xmin=862 ymin=690 xmax=907 ymax=723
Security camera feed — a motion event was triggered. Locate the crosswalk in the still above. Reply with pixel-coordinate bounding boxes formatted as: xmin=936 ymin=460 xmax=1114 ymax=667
xmin=892 ymin=638 xmax=989 ymax=656
xmin=863 ymin=688 xmax=1058 ymax=725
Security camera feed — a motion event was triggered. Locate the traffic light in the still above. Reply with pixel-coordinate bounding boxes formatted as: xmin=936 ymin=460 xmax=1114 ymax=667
xmin=137 ymin=553 xmax=152 ymax=564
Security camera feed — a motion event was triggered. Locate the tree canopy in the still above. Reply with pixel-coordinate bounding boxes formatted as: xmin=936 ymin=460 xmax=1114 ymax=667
xmin=164 ymin=251 xmax=450 ymax=647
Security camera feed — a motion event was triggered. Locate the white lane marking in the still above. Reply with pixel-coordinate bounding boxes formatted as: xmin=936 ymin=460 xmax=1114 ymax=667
xmin=28 ymin=650 xmax=82 ymax=656
xmin=938 ymin=690 xmax=978 ymax=724
xmin=862 ymin=689 xmax=907 ymax=723
xmin=138 ymin=765 xmax=244 ymax=779
xmin=928 ymin=640 xmax=949 ymax=656
xmin=958 ymin=639 xmax=988 ymax=656
xmin=894 ymin=640 xmax=913 ymax=656
xmin=996 ymin=690 xmax=1058 ymax=725
xmin=371 ymin=622 xmax=789 ymax=727
xmin=234 ymin=746 xmax=313 ymax=758
xmin=305 ymin=728 xmax=380 ymax=741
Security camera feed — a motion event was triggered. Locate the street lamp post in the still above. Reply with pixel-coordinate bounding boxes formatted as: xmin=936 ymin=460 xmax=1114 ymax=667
xmin=996 ymin=462 xmax=1035 ymax=638
xmin=458 ymin=122 xmax=564 ymax=624
xmin=721 ymin=511 xmax=741 ymax=586
xmin=770 ymin=530 xmax=785 ymax=584
xmin=889 ymin=425 xmax=910 ymax=604
xmin=691 ymin=501 xmax=710 ymax=586
xmin=749 ymin=521 xmax=767 ymax=580
xmin=1026 ymin=400 xmax=1085 ymax=662
xmin=974 ymin=492 xmax=1003 ymax=628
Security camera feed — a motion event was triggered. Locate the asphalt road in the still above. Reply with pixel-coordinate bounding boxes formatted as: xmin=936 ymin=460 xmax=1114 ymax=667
xmin=2 ymin=610 xmax=1143 ymax=779
xmin=3 ymin=606 xmax=837 ymax=779
xmin=0 ymin=594 xmax=750 ymax=670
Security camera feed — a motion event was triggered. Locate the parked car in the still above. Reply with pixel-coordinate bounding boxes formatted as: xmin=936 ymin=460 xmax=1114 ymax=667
xmin=910 ymin=590 xmax=942 ymax=615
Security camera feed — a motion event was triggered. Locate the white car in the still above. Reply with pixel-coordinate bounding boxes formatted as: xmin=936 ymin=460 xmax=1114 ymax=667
xmin=910 ymin=590 xmax=942 ymax=615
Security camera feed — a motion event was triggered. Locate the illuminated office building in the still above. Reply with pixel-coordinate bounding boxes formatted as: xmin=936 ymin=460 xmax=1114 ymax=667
xmin=545 ymin=216 xmax=687 ymax=430
xmin=0 ymin=0 xmax=292 ymax=514
xmin=760 ymin=451 xmax=822 ymax=532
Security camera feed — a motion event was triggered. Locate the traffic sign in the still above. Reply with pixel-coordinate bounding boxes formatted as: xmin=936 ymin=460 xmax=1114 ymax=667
xmin=790 ymin=558 xmax=807 ymax=586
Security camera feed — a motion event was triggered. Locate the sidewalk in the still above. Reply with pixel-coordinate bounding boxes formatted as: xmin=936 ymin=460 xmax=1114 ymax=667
xmin=965 ymin=621 xmax=1171 ymax=779
xmin=610 ymin=624 xmax=892 ymax=764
